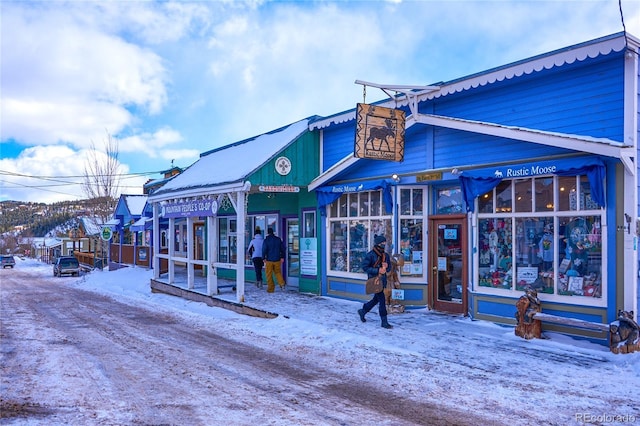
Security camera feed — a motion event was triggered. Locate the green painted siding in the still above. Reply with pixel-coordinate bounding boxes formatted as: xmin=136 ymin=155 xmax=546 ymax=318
xmin=216 ymin=131 xmax=323 ymax=294
xmin=246 ymin=131 xmax=319 ymax=187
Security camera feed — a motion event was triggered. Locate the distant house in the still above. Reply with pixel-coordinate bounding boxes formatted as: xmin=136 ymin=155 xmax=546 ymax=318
xmin=29 ymin=237 xmax=62 ymax=264
xmin=107 ymin=194 xmax=150 ymax=268
xmin=143 ymin=166 xmax=183 ymax=195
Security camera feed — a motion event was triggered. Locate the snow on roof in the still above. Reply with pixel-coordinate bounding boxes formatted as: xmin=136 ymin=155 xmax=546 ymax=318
xmin=124 ymin=195 xmax=148 ymax=216
xmin=23 ymin=237 xmax=62 ymax=247
xmin=130 ymin=217 xmax=153 ymax=232
xmin=80 ymin=217 xmax=104 ymax=236
xmin=105 ymin=218 xmax=120 ymax=227
xmin=152 ymin=119 xmax=310 ymax=197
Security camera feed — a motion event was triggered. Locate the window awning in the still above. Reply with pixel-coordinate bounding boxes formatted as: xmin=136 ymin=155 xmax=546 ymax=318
xmin=131 ymin=217 xmax=152 ymax=232
xmin=459 ymin=156 xmax=606 ymax=212
xmin=103 ymin=219 xmax=120 ymax=229
xmin=315 ymin=180 xmax=393 ymax=215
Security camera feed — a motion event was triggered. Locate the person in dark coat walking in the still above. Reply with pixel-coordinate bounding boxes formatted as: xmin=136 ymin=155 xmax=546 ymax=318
xmin=262 ymin=227 xmax=286 ymax=293
xmin=358 ymin=235 xmax=393 ymax=329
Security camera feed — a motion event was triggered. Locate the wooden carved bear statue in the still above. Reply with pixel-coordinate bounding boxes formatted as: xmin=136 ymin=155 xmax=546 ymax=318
xmin=515 ymin=288 xmax=542 ymax=339
xmin=384 ymin=254 xmax=405 ymax=314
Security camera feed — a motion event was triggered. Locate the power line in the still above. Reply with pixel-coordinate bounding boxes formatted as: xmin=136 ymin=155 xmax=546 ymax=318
xmin=0 ymin=169 xmax=163 ymax=180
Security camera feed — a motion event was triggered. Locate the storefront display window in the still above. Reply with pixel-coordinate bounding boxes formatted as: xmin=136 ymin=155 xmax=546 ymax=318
xmin=399 ymin=188 xmax=425 ymax=277
xmin=478 ymin=218 xmax=513 ymax=289
xmin=476 ymin=175 xmax=603 ymax=300
xmin=174 ymin=223 xmax=187 ymax=253
xmin=435 ymin=187 xmax=463 ymax=214
xmin=303 ymin=211 xmax=316 ymax=238
xmin=218 ymin=218 xmax=237 ymax=263
xmin=558 ymin=216 xmax=602 ymax=297
xmin=244 ymin=214 xmax=278 ymax=265
xmin=328 ymin=191 xmax=391 ymax=274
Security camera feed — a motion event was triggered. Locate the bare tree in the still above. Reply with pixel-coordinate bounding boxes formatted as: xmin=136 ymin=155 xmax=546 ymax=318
xmin=83 ymin=131 xmax=121 ymax=220
xmin=82 ymin=131 xmax=121 ymax=268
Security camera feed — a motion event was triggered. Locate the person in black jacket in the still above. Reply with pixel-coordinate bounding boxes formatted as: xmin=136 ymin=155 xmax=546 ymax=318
xmin=262 ymin=228 xmax=286 ymax=293
xmin=358 ymin=235 xmax=393 ymax=329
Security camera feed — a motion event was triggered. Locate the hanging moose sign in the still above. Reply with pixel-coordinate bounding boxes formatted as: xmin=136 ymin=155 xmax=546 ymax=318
xmin=354 ymin=103 xmax=405 ymax=162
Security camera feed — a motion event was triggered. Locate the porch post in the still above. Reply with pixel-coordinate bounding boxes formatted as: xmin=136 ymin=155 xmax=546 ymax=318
xmin=153 ymin=203 xmax=160 ymax=279
xmin=187 ymin=216 xmax=194 ymax=289
xmin=168 ymin=217 xmax=175 ymax=284
xmin=207 ymin=215 xmax=218 ymax=295
xmin=622 ymin=50 xmax=638 ymax=318
xmin=229 ymin=186 xmax=248 ymax=303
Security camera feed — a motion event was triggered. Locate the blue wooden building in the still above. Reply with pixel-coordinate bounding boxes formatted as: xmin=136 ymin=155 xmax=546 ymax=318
xmin=308 ymin=32 xmax=639 ymax=343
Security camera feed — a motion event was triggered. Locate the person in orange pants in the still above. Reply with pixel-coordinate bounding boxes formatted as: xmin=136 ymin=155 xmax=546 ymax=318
xmin=262 ymin=228 xmax=286 ymax=293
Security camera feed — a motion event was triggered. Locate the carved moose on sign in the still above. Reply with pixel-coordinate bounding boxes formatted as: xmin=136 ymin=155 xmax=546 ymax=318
xmin=366 ymin=118 xmax=395 ymax=151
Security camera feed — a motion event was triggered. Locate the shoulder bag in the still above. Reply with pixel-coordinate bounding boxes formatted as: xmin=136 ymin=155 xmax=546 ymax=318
xmin=365 ymin=274 xmax=383 ymax=294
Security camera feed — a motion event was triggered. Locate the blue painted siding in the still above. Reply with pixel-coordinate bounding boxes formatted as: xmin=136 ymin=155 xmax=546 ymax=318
xmin=476 ymin=298 xmax=517 ymax=319
xmin=426 ymin=56 xmax=625 ymax=168
xmin=320 ymin=56 xmax=625 ymax=179
xmin=322 ymin=123 xmax=355 ymax=172
xmin=433 ymin=130 xmax=571 ymax=169
xmin=434 ymin=55 xmax=625 ymax=141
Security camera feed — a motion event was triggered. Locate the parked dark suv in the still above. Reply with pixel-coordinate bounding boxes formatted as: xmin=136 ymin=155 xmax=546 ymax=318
xmin=1 ymin=255 xmax=16 ymax=268
xmin=53 ymin=256 xmax=80 ymax=277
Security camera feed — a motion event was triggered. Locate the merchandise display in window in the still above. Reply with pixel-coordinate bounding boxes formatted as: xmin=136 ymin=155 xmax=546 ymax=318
xmin=476 ymin=175 xmax=603 ymax=300
xmin=557 ymin=216 xmax=602 ymax=297
xmin=514 ymin=217 xmax=554 ymax=294
xmin=478 ymin=218 xmax=513 ymax=289
xmin=398 ymin=188 xmax=425 ymax=277
xmin=330 ymin=221 xmax=347 ymax=272
xmin=327 ymin=191 xmax=391 ymax=274
xmin=399 ymin=219 xmax=423 ymax=276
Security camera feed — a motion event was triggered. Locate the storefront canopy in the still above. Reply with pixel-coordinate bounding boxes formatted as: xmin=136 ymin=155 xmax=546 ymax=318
xmin=131 ymin=217 xmax=152 ymax=232
xmin=459 ymin=156 xmax=606 ymax=212
xmin=315 ymin=180 xmax=393 ymax=215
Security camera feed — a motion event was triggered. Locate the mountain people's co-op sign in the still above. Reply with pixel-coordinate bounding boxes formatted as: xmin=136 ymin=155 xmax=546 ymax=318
xmin=161 ymin=198 xmax=219 ymax=218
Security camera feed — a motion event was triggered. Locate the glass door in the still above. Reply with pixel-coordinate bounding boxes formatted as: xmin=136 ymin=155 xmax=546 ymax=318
xmin=285 ymin=218 xmax=299 ymax=288
xmin=429 ymin=216 xmax=467 ymax=314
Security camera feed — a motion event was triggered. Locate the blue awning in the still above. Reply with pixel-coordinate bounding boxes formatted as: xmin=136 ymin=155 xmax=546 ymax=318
xmin=131 ymin=217 xmax=152 ymax=232
xmin=315 ymin=180 xmax=393 ymax=215
xmin=459 ymin=156 xmax=606 ymax=212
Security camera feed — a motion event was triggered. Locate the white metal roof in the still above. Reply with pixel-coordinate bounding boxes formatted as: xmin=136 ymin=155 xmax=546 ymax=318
xmin=149 ymin=119 xmax=310 ymax=202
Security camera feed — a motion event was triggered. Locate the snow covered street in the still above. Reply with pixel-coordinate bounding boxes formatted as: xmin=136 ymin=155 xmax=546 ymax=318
xmin=1 ymin=259 xmax=639 ymax=425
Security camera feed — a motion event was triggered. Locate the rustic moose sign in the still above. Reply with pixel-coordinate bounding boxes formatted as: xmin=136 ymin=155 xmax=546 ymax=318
xmin=354 ymin=103 xmax=405 ymax=162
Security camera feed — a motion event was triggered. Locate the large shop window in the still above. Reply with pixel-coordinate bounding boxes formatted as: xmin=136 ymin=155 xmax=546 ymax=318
xmin=243 ymin=214 xmax=278 ymax=266
xmin=328 ymin=191 xmax=392 ymax=273
xmin=399 ymin=188 xmax=424 ymax=277
xmin=218 ymin=217 xmax=237 ymax=263
xmin=477 ymin=175 xmax=603 ymax=299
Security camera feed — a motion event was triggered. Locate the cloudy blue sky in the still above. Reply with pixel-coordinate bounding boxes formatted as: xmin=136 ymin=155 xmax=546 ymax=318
xmin=1 ymin=0 xmax=638 ymax=204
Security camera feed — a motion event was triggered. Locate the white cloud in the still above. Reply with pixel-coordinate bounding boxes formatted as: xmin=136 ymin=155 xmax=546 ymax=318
xmin=118 ymin=127 xmax=190 ymax=158
xmin=1 ymin=98 xmax=132 ymax=148
xmin=0 ymin=145 xmax=145 ymax=203
xmin=0 ymin=3 xmax=169 ymax=148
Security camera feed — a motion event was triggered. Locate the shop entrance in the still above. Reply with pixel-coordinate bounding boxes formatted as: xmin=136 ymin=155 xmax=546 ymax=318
xmin=429 ymin=216 xmax=467 ymax=315
xmin=284 ymin=217 xmax=299 ymax=288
